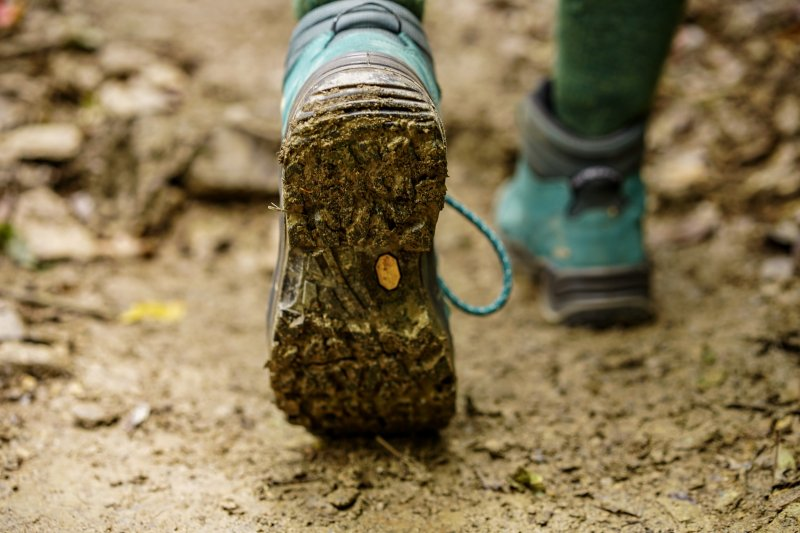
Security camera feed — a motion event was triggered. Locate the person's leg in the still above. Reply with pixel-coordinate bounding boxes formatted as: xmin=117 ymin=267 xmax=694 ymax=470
xmin=292 ymin=0 xmax=424 ymax=19
xmin=496 ymin=0 xmax=685 ymax=326
xmin=554 ymin=0 xmax=685 ymax=136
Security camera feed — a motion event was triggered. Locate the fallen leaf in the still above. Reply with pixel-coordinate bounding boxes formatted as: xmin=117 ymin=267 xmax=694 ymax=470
xmin=511 ymin=467 xmax=545 ymax=494
xmin=120 ymin=301 xmax=186 ymax=324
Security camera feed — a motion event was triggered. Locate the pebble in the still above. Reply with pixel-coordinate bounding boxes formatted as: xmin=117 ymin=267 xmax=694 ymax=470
xmin=99 ymin=42 xmax=158 ymax=76
xmin=326 ymin=487 xmax=359 ymax=510
xmin=760 ymin=257 xmax=795 ymax=283
xmin=650 ymin=148 xmax=711 ymax=200
xmin=744 ymin=144 xmax=800 ymax=198
xmin=0 ymin=300 xmax=25 ymax=342
xmin=11 ymin=187 xmax=98 ymax=261
xmin=72 ymin=402 xmax=120 ymax=429
xmin=775 ymin=96 xmax=800 ymax=136
xmin=0 ymin=342 xmax=71 ymax=378
xmin=49 ymin=53 xmax=104 ymax=94
xmin=649 ymin=202 xmax=721 ymax=248
xmin=98 ymin=79 xmax=175 ymax=118
xmin=1 ymin=123 xmax=83 ymax=161
xmin=186 ymin=126 xmax=280 ymax=198
xmin=481 ymin=438 xmax=506 ymax=458
xmin=124 ymin=403 xmax=151 ymax=433
xmin=767 ymin=219 xmax=800 ymax=250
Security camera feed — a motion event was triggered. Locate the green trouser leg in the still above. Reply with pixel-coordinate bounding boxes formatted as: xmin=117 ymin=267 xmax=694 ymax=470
xmin=554 ymin=0 xmax=685 ymax=136
xmin=293 ymin=0 xmax=425 ymax=19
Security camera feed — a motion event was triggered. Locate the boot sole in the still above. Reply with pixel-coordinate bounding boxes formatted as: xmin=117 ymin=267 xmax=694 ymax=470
xmin=539 ymin=263 xmax=653 ymax=327
xmin=505 ymin=240 xmax=653 ymax=327
xmin=267 ymin=53 xmax=455 ymax=435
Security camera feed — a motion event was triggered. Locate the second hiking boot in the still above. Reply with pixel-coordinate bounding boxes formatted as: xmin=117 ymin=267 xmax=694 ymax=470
xmin=496 ymin=82 xmax=653 ymax=327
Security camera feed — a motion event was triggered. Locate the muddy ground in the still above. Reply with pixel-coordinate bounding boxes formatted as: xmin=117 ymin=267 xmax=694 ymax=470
xmin=1 ymin=0 xmax=800 ymax=531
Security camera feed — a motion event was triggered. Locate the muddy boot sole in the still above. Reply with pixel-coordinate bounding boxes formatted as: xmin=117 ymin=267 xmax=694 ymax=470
xmin=539 ymin=263 xmax=653 ymax=327
xmin=267 ymin=53 xmax=455 ymax=435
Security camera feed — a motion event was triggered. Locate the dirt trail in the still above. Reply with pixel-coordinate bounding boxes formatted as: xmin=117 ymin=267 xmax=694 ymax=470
xmin=2 ymin=0 xmax=800 ymax=531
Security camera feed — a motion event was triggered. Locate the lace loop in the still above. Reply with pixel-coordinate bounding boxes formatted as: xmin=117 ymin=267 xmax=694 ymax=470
xmin=438 ymin=195 xmax=513 ymax=316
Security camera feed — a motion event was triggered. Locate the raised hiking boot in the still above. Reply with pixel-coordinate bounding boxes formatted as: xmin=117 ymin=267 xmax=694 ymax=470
xmin=496 ymin=82 xmax=653 ymax=327
xmin=267 ymin=0 xmax=511 ymax=435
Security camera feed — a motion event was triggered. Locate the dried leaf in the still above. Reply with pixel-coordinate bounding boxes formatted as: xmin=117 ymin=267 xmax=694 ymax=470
xmin=120 ymin=301 xmax=186 ymax=324
xmin=511 ymin=467 xmax=545 ymax=494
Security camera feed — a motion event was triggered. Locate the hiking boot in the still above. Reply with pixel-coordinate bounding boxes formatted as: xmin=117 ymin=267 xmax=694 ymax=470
xmin=267 ymin=1 xmax=459 ymax=435
xmin=496 ymin=82 xmax=653 ymax=327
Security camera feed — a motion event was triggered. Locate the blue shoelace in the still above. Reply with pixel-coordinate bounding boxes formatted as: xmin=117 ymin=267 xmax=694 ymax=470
xmin=438 ymin=195 xmax=513 ymax=316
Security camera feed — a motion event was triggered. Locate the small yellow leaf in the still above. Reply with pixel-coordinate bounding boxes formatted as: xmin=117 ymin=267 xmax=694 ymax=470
xmin=120 ymin=301 xmax=186 ymax=324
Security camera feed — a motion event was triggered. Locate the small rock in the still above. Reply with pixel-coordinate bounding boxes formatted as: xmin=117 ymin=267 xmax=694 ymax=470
xmin=713 ymin=102 xmax=775 ymax=164
xmin=49 ymin=53 xmax=104 ymax=94
xmin=650 ymin=148 xmax=710 ymax=199
xmin=124 ymin=403 xmax=151 ymax=433
xmin=648 ymin=202 xmax=721 ymax=248
xmin=534 ymin=509 xmax=553 ymax=527
xmin=2 ymin=373 xmax=37 ymax=401
xmin=220 ymin=499 xmax=244 ymax=515
xmin=69 ymin=192 xmax=95 ymax=224
xmin=0 ymin=342 xmax=71 ymax=378
xmin=140 ymin=62 xmax=188 ymax=94
xmin=11 ymin=187 xmax=98 ymax=261
xmin=14 ymin=164 xmax=54 ymax=189
xmin=0 ymin=300 xmax=25 ymax=342
xmin=99 ymin=42 xmax=158 ymax=76
xmin=705 ymin=44 xmax=745 ymax=88
xmin=130 ymin=114 xmax=204 ymax=210
xmin=775 ymin=96 xmax=800 ymax=136
xmin=767 ymin=220 xmax=800 ymax=251
xmin=744 ymin=39 xmax=772 ymax=64
xmin=326 ymin=487 xmax=359 ymax=510
xmin=761 ymin=257 xmax=795 ymax=283
xmin=744 ymin=144 xmax=800 ymax=198
xmin=648 ymin=103 xmax=694 ymax=151
xmin=480 ymin=438 xmax=506 ymax=458
xmin=72 ymin=403 xmax=120 ymax=429
xmin=1 ymin=123 xmax=83 ymax=161
xmin=0 ymin=95 xmax=26 ymax=131
xmin=674 ymin=24 xmax=707 ymax=54
xmin=186 ymin=126 xmax=280 ymax=198
xmin=98 ymin=79 xmax=176 ymax=118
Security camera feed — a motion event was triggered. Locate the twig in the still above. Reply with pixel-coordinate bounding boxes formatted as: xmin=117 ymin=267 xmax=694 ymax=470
xmin=375 ymin=435 xmax=415 ymax=470
xmin=0 ymin=288 xmax=114 ymax=321
xmin=374 ymin=436 xmax=430 ymax=483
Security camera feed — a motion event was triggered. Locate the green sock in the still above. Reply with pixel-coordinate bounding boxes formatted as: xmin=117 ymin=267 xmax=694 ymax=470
xmin=293 ymin=0 xmax=425 ymax=20
xmin=554 ymin=0 xmax=685 ymax=137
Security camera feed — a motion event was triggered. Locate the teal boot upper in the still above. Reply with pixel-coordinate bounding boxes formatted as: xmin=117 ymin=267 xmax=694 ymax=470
xmin=496 ymin=82 xmax=648 ymax=271
xmin=282 ymin=0 xmax=440 ymax=133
